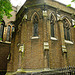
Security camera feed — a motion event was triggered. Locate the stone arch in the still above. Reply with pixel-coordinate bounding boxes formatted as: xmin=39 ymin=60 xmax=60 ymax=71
xmin=62 ymin=16 xmax=71 ymax=28
xmin=31 ymin=12 xmax=39 ymax=22
xmin=0 ymin=20 xmax=5 ymax=41
xmin=62 ymin=16 xmax=71 ymax=40
xmin=7 ymin=21 xmax=15 ymax=25
xmin=49 ymin=12 xmax=56 ymax=23
xmin=49 ymin=12 xmax=57 ymax=37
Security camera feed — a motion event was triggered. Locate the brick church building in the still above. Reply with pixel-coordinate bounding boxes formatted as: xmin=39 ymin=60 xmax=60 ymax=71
xmin=0 ymin=0 xmax=75 ymax=75
xmin=0 ymin=6 xmax=16 ymax=75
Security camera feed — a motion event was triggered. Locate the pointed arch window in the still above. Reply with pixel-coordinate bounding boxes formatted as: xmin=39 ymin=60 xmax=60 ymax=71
xmin=33 ymin=15 xmax=38 ymax=36
xmin=63 ymin=18 xmax=70 ymax=40
xmin=6 ymin=26 xmax=11 ymax=41
xmin=0 ymin=22 xmax=5 ymax=41
xmin=6 ymin=22 xmax=15 ymax=41
xmin=11 ymin=26 xmax=15 ymax=38
xmin=50 ymin=13 xmax=56 ymax=37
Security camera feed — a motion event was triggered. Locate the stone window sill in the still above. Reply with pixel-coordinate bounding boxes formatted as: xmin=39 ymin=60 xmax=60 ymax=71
xmin=0 ymin=41 xmax=11 ymax=44
xmin=50 ymin=37 xmax=58 ymax=41
xmin=65 ymin=40 xmax=74 ymax=44
xmin=31 ymin=36 xmax=39 ymax=39
xmin=5 ymin=41 xmax=11 ymax=43
xmin=0 ymin=40 xmax=2 ymax=42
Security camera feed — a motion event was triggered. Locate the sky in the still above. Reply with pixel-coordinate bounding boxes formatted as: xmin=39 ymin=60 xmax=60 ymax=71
xmin=10 ymin=0 xmax=26 ymax=6
xmin=10 ymin=0 xmax=75 ymax=8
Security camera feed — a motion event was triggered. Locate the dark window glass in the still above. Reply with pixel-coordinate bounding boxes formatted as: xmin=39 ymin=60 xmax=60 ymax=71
xmin=11 ymin=26 xmax=15 ymax=38
xmin=33 ymin=15 xmax=38 ymax=36
xmin=12 ymin=26 xmax=15 ymax=32
xmin=6 ymin=26 xmax=11 ymax=41
xmin=0 ymin=24 xmax=4 ymax=40
xmin=67 ymin=28 xmax=70 ymax=40
xmin=34 ymin=23 xmax=38 ymax=36
xmin=50 ymin=14 xmax=55 ymax=37
xmin=63 ymin=19 xmax=70 ymax=40
xmin=64 ymin=27 xmax=66 ymax=40
xmin=51 ymin=23 xmax=54 ymax=37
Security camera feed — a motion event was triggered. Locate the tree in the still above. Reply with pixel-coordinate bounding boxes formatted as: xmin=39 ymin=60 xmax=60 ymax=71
xmin=0 ymin=0 xmax=12 ymax=21
xmin=71 ymin=0 xmax=75 ymax=2
xmin=67 ymin=0 xmax=75 ymax=7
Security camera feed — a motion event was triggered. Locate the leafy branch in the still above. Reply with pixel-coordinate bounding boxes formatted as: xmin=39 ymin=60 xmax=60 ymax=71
xmin=0 ymin=0 xmax=13 ymax=21
xmin=67 ymin=0 xmax=75 ymax=7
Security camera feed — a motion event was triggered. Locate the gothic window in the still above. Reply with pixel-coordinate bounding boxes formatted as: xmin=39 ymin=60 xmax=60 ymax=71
xmin=63 ymin=18 xmax=70 ymax=40
xmin=6 ymin=26 xmax=11 ymax=41
xmin=50 ymin=13 xmax=56 ymax=37
xmin=11 ymin=26 xmax=15 ymax=38
xmin=33 ymin=15 xmax=38 ymax=36
xmin=0 ymin=22 xmax=5 ymax=41
xmin=6 ymin=22 xmax=15 ymax=41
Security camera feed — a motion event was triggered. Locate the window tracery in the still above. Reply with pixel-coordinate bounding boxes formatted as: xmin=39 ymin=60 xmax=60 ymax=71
xmin=50 ymin=13 xmax=56 ymax=37
xmin=63 ymin=18 xmax=71 ymax=40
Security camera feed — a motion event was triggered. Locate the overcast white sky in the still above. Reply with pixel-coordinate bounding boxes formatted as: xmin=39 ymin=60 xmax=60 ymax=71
xmin=10 ymin=0 xmax=75 ymax=8
xmin=10 ymin=0 xmax=26 ymax=6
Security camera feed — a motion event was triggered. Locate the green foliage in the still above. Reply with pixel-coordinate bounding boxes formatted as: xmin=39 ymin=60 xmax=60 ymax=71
xmin=0 ymin=0 xmax=13 ymax=20
xmin=74 ymin=25 xmax=75 ymax=28
xmin=67 ymin=4 xmax=71 ymax=7
xmin=67 ymin=0 xmax=75 ymax=7
xmin=71 ymin=0 xmax=75 ymax=2
xmin=0 ymin=38 xmax=2 ymax=40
